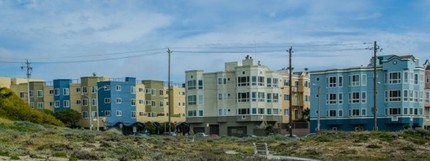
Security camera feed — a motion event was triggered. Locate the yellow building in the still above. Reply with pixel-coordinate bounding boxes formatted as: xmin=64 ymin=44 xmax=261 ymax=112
xmin=136 ymin=80 xmax=186 ymax=123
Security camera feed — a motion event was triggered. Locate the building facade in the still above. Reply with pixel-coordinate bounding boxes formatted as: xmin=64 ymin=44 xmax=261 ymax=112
xmin=136 ymin=80 xmax=186 ymax=123
xmin=185 ymin=56 xmax=310 ymax=136
xmin=310 ymin=55 xmax=425 ymax=132
xmin=424 ymin=60 xmax=430 ymax=129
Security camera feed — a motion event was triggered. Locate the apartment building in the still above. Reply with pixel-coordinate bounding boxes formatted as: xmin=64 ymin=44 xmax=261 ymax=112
xmin=310 ymin=55 xmax=425 ymax=132
xmin=185 ymin=55 xmax=310 ymax=136
xmin=136 ymin=80 xmax=186 ymax=123
xmin=424 ymin=60 xmax=430 ymax=129
xmin=97 ymin=77 xmax=137 ymax=129
xmin=8 ymin=79 xmax=53 ymax=110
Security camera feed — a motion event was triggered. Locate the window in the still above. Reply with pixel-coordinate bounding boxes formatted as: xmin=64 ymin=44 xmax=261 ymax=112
xmin=187 ymin=80 xmax=196 ymax=89
xmin=351 ymin=75 xmax=360 ymax=86
xmin=238 ymin=76 xmax=250 ymax=86
xmin=116 ymin=98 xmax=122 ymax=104
xmin=362 ymin=109 xmax=366 ymax=116
xmin=138 ymin=88 xmax=144 ymax=92
xmin=151 ymin=101 xmax=156 ymax=106
xmin=218 ymin=93 xmax=223 ymax=100
xmin=198 ymin=110 xmax=203 ymax=116
xmin=139 ymin=100 xmax=144 ymax=104
xmin=267 ymin=78 xmax=272 ymax=87
xmin=251 ymin=92 xmax=257 ymax=102
xmin=82 ymin=99 xmax=88 ymax=106
xmin=339 ymin=110 xmax=343 ymax=117
xmin=414 ymin=74 xmax=418 ymax=84
xmin=361 ymin=74 xmax=367 ymax=86
xmin=82 ymin=111 xmax=88 ymax=119
xmin=128 ymin=86 xmax=135 ymax=94
xmin=92 ymin=98 xmax=97 ymax=106
xmin=187 ymin=95 xmax=196 ymax=105
xmin=76 ymin=87 xmax=81 ymax=93
xmin=388 ymin=72 xmax=401 ymax=84
xmin=328 ymin=76 xmax=337 ymax=87
xmin=82 ymin=86 xmax=88 ymax=93
xmin=54 ymin=88 xmax=60 ymax=96
xmin=389 ymin=108 xmax=401 ymax=115
xmin=159 ymin=101 xmax=163 ymax=107
xmin=273 ymin=78 xmax=279 ymax=87
xmin=352 ymin=109 xmax=360 ymax=117
xmin=327 ymin=93 xmax=337 ymax=104
xmin=267 ymin=109 xmax=272 ymax=114
xmin=273 ymin=93 xmax=279 ymax=102
xmin=329 ymin=110 xmax=337 ymax=117
xmin=49 ymin=90 xmax=54 ymax=95
xmin=238 ymin=108 xmax=250 ymax=115
xmin=258 ymin=108 xmax=264 ymax=114
xmin=389 ymin=90 xmax=401 ymax=102
xmin=351 ymin=92 xmax=360 ymax=103
xmin=403 ymin=90 xmax=408 ymax=101
xmin=131 ymin=111 xmax=136 ymax=118
xmin=237 ymin=92 xmax=249 ymax=102
xmin=361 ymin=92 xmax=366 ymax=103
xmin=37 ymin=90 xmax=43 ymax=97
xmin=54 ymin=101 xmax=60 ymax=108
xmin=63 ymin=100 xmax=69 ymax=107
xmin=159 ymin=90 xmax=164 ymax=95
xmin=338 ymin=76 xmax=343 ymax=87
xmin=251 ymin=108 xmax=257 ymax=114
xmin=258 ymin=76 xmax=265 ymax=86
xmin=76 ymin=100 xmax=81 ymax=105
xmin=258 ymin=92 xmax=265 ymax=102
xmin=338 ymin=93 xmax=343 ymax=104
xmin=92 ymin=86 xmax=97 ymax=93
xmin=404 ymin=108 xmax=408 ymax=115
xmin=131 ymin=99 xmax=136 ymax=106
xmin=284 ymin=95 xmax=290 ymax=101
xmin=267 ymin=93 xmax=272 ymax=102
xmin=198 ymin=80 xmax=203 ymax=89
xmin=37 ymin=102 xmax=43 ymax=109
xmin=116 ymin=85 xmax=121 ymax=91
xmin=187 ymin=110 xmax=197 ymax=117
xmin=62 ymin=88 xmax=69 ymax=96
xmin=116 ymin=110 xmax=122 ymax=116
xmin=404 ymin=72 xmax=408 ymax=83
xmin=198 ymin=95 xmax=204 ymax=104
xmin=104 ymin=98 xmax=110 ymax=104
xmin=251 ymin=76 xmax=257 ymax=86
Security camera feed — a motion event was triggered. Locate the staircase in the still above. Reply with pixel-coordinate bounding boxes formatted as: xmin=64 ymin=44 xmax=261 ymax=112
xmin=253 ymin=143 xmax=269 ymax=156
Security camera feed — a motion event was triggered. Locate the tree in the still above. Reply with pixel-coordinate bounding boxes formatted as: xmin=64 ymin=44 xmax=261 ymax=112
xmin=54 ymin=109 xmax=81 ymax=128
xmin=302 ymin=108 xmax=310 ymax=121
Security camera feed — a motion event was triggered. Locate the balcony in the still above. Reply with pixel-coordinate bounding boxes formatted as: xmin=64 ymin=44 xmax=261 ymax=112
xmin=236 ymin=115 xmax=282 ymax=122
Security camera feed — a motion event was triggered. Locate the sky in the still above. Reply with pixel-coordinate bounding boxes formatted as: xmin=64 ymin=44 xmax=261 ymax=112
xmin=1 ymin=0 xmax=430 ymax=83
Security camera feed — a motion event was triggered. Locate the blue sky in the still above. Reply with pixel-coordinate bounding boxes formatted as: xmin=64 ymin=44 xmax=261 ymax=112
xmin=1 ymin=0 xmax=430 ymax=83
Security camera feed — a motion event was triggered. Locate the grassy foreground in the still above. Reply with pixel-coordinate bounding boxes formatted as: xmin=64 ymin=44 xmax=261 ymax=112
xmin=1 ymin=119 xmax=430 ymax=161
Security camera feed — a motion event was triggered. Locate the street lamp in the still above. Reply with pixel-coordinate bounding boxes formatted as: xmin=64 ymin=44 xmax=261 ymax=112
xmin=313 ymin=83 xmax=320 ymax=133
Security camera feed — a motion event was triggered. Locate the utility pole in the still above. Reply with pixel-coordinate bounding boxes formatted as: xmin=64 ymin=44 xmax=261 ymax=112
xmin=21 ymin=59 xmax=32 ymax=106
xmin=373 ymin=41 xmax=380 ymax=131
xmin=167 ymin=48 xmax=172 ymax=133
xmin=288 ymin=47 xmax=293 ymax=137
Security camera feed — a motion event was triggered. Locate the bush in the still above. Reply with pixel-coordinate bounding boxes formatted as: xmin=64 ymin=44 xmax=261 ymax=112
xmin=10 ymin=155 xmax=19 ymax=160
xmin=52 ymin=151 xmax=68 ymax=158
xmin=72 ymin=150 xmax=99 ymax=160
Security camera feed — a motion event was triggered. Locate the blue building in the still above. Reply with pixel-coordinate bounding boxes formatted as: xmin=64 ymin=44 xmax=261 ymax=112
xmin=310 ymin=55 xmax=425 ymax=132
xmin=98 ymin=77 xmax=137 ymax=127
xmin=53 ymin=79 xmax=72 ymax=112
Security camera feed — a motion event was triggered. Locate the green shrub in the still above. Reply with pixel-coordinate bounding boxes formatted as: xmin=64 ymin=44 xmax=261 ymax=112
xmin=10 ymin=155 xmax=20 ymax=160
xmin=53 ymin=151 xmax=68 ymax=158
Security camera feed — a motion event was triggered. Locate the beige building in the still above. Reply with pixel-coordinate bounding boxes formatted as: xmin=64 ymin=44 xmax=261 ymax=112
xmin=136 ymin=80 xmax=186 ymax=123
xmin=7 ymin=78 xmax=53 ymax=110
xmin=185 ymin=56 xmax=310 ymax=136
